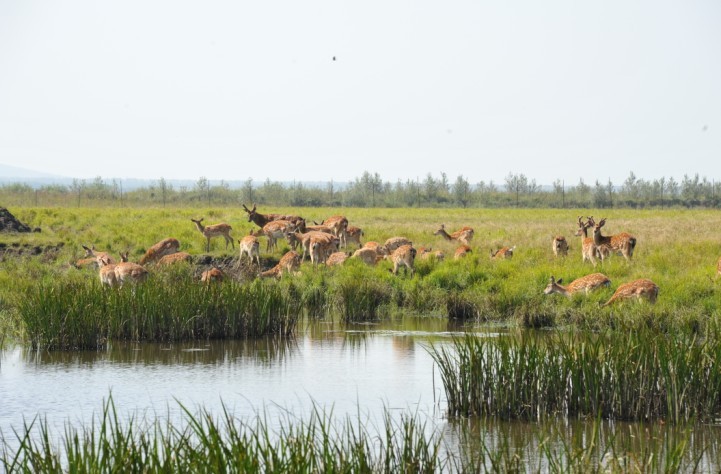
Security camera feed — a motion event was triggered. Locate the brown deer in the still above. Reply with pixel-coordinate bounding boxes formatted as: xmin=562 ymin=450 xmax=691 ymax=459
xmin=345 ymin=226 xmax=364 ymax=248
xmin=318 ymin=215 xmax=349 ymax=248
xmin=589 ymin=217 xmax=636 ymax=262
xmin=551 ymin=236 xmax=569 ymax=257
xmin=259 ymin=250 xmax=302 ymax=279
xmin=418 ymin=247 xmax=445 ymax=261
xmin=242 ymin=204 xmax=305 ymax=231
xmin=191 ymin=218 xmax=234 ymax=252
xmin=261 ymin=220 xmax=296 ymax=253
xmin=543 ymin=273 xmax=611 ymax=298
xmin=156 ymin=252 xmax=192 ymax=266
xmin=82 ymin=245 xmax=116 ymax=267
xmin=352 ymin=247 xmax=383 ymax=266
xmin=362 ymin=241 xmax=389 ymax=256
xmin=490 ymin=246 xmax=515 ymax=260
xmin=574 ymin=217 xmax=604 ymax=266
xmin=325 ymin=252 xmax=349 ymax=266
xmin=384 ymin=236 xmax=413 ymax=254
xmin=286 ymin=230 xmax=337 ymax=261
xmin=602 ymin=279 xmax=659 ymax=307
xmin=138 ymin=238 xmax=180 ymax=265
xmin=454 ymin=245 xmax=473 ymax=259
xmin=97 ymin=252 xmax=148 ymax=288
xmin=201 ymin=267 xmax=225 ymax=283
xmin=389 ymin=244 xmax=416 ymax=276
xmin=238 ymin=232 xmax=261 ymax=266
xmin=434 ymin=224 xmax=474 ymax=246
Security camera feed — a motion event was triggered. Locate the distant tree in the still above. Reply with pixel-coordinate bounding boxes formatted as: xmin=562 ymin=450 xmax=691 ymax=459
xmin=452 ymin=175 xmax=471 ymax=208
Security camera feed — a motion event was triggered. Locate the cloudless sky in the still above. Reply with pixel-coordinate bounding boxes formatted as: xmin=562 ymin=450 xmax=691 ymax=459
xmin=1 ymin=1 xmax=719 ymax=185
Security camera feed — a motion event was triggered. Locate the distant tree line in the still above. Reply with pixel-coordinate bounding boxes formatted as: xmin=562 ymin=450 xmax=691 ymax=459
xmin=1 ymin=171 xmax=720 ymax=209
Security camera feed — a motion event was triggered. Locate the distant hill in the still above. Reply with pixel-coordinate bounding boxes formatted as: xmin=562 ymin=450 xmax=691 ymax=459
xmin=0 ymin=163 xmax=66 ymax=180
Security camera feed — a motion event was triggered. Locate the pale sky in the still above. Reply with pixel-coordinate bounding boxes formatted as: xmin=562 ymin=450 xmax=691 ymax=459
xmin=1 ymin=1 xmax=719 ymax=185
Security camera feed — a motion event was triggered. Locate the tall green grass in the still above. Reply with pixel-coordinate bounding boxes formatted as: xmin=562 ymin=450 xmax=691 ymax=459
xmin=431 ymin=329 xmax=721 ymax=423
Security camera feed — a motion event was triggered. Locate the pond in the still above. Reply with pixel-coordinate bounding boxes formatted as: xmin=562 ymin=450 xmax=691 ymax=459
xmin=2 ymin=318 xmax=720 ymax=471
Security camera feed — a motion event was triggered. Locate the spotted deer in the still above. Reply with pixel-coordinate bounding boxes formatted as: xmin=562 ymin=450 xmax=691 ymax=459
xmin=325 ymin=252 xmax=349 ymax=266
xmin=602 ymin=279 xmax=659 ymax=307
xmin=543 ymin=273 xmax=611 ymax=298
xmin=490 ymin=246 xmax=515 ymax=260
xmin=238 ymin=231 xmax=261 ymax=266
xmin=319 ymin=215 xmax=349 ymax=248
xmin=589 ymin=217 xmax=636 ymax=262
xmin=286 ymin=230 xmax=337 ymax=261
xmin=384 ymin=237 xmax=413 ymax=254
xmin=261 ymin=220 xmax=296 ymax=253
xmin=454 ymin=245 xmax=473 ymax=259
xmin=345 ymin=226 xmax=364 ymax=249
xmin=139 ymin=238 xmax=180 ymax=265
xmin=417 ymin=246 xmax=445 ymax=261
xmin=201 ymin=267 xmax=225 ymax=283
xmin=82 ymin=245 xmax=116 ymax=267
xmin=575 ymin=217 xmax=603 ymax=266
xmin=352 ymin=247 xmax=383 ymax=266
xmin=97 ymin=252 xmax=148 ymax=288
xmin=434 ymin=224 xmax=474 ymax=246
xmin=389 ymin=244 xmax=416 ymax=276
xmin=259 ymin=250 xmax=302 ymax=279
xmin=156 ymin=252 xmax=192 ymax=266
xmin=552 ymin=236 xmax=569 ymax=257
xmin=362 ymin=241 xmax=389 ymax=256
xmin=191 ymin=218 xmax=234 ymax=252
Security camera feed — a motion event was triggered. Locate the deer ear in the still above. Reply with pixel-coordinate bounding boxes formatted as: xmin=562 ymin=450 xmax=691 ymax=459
xmin=556 ymin=278 xmax=563 ymax=284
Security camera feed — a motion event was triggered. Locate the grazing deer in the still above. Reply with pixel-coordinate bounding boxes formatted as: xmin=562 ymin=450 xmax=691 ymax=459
xmin=552 ymin=236 xmax=569 ymax=257
xmin=389 ymin=244 xmax=416 ymax=276
xmin=325 ymin=252 xmax=349 ymax=266
xmin=286 ymin=230 xmax=337 ymax=261
xmin=238 ymin=232 xmax=261 ymax=266
xmin=191 ymin=218 xmax=234 ymax=252
xmin=434 ymin=224 xmax=474 ymax=246
xmin=490 ymin=246 xmax=515 ymax=260
xmin=157 ymin=252 xmax=192 ymax=266
xmin=543 ymin=273 xmax=611 ymax=298
xmin=138 ymin=238 xmax=180 ymax=265
xmin=384 ymin=237 xmax=413 ymax=254
xmin=589 ymin=217 xmax=636 ymax=262
xmin=362 ymin=241 xmax=389 ymax=256
xmin=575 ymin=217 xmax=602 ymax=266
xmin=454 ymin=245 xmax=473 ymax=259
xmin=201 ymin=267 xmax=225 ymax=283
xmin=261 ymin=219 xmax=296 ymax=253
xmin=242 ymin=203 xmax=305 ymax=231
xmin=352 ymin=247 xmax=383 ymax=266
xmin=345 ymin=226 xmax=364 ymax=248
xmin=602 ymin=279 xmax=659 ymax=307
xmin=309 ymin=234 xmax=340 ymax=266
xmin=259 ymin=250 xmax=302 ymax=279
xmin=96 ymin=252 xmax=148 ymax=288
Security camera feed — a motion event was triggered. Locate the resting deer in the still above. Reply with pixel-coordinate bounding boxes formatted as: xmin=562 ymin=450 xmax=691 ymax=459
xmin=389 ymin=244 xmax=416 ymax=276
xmin=434 ymin=224 xmax=474 ymax=246
xmin=325 ymin=252 xmax=349 ymax=266
xmin=490 ymin=246 xmax=515 ymax=260
xmin=201 ymin=267 xmax=225 ymax=284
xmin=82 ymin=245 xmax=116 ymax=267
xmin=238 ymin=231 xmax=261 ymax=266
xmin=589 ymin=217 xmax=636 ymax=262
xmin=191 ymin=218 xmax=234 ymax=252
xmin=602 ymin=279 xmax=659 ymax=307
xmin=352 ymin=247 xmax=383 ymax=266
xmin=242 ymin=203 xmax=305 ymax=231
xmin=139 ymin=238 xmax=180 ymax=265
xmin=362 ymin=241 xmax=389 ymax=256
xmin=157 ymin=252 xmax=192 ymax=266
xmin=454 ymin=245 xmax=473 ymax=259
xmin=552 ymin=236 xmax=569 ymax=257
xmin=259 ymin=250 xmax=302 ymax=279
xmin=543 ymin=273 xmax=611 ymax=298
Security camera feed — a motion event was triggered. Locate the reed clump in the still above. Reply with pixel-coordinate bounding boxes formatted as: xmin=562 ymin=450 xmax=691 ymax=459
xmin=431 ymin=329 xmax=721 ymax=423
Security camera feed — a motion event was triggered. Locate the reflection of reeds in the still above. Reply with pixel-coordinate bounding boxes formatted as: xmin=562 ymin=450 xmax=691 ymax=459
xmin=18 ymin=277 xmax=300 ymax=350
xmin=431 ymin=330 xmax=721 ymax=423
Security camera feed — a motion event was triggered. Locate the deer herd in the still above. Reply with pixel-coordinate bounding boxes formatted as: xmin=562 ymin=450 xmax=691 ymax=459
xmin=77 ymin=205 xmax=671 ymax=308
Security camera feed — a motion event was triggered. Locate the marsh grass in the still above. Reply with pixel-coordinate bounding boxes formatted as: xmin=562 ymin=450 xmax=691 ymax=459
xmin=431 ymin=329 xmax=721 ymax=423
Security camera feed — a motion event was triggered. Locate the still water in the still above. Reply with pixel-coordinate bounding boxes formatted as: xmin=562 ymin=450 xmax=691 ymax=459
xmin=2 ymin=318 xmax=721 ymax=470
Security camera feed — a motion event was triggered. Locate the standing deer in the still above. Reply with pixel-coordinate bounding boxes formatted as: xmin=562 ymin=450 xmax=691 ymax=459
xmin=389 ymin=244 xmax=417 ymax=276
xmin=552 ymin=236 xmax=569 ymax=257
xmin=238 ymin=231 xmax=261 ymax=266
xmin=319 ymin=215 xmax=349 ymax=248
xmin=602 ymin=279 xmax=659 ymax=307
xmin=589 ymin=217 xmax=636 ymax=262
xmin=543 ymin=273 xmax=611 ymax=297
xmin=242 ymin=204 xmax=305 ymax=231
xmin=352 ymin=247 xmax=383 ymax=266
xmin=261 ymin=220 xmax=296 ymax=253
xmin=97 ymin=252 xmax=148 ymax=288
xmin=139 ymin=237 xmax=180 ymax=265
xmin=434 ymin=224 xmax=474 ymax=246
xmin=574 ymin=217 xmax=604 ymax=266
xmin=345 ymin=226 xmax=364 ymax=249
xmin=191 ymin=218 xmax=234 ymax=252
xmin=384 ymin=237 xmax=413 ymax=254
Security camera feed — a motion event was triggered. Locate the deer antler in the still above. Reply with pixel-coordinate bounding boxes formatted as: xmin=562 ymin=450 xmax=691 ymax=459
xmin=586 ymin=216 xmax=595 ymax=227
xmin=242 ymin=204 xmax=251 ymax=213
xmin=598 ymin=218 xmax=607 ymax=228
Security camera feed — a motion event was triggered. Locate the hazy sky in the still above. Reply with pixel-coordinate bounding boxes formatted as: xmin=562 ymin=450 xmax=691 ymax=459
xmin=1 ymin=1 xmax=719 ymax=185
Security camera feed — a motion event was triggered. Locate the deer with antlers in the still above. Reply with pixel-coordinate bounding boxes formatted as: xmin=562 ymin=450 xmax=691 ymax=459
xmin=191 ymin=218 xmax=234 ymax=252
xmin=589 ymin=217 xmax=636 ymax=262
xmin=602 ymin=279 xmax=659 ymax=307
xmin=543 ymin=273 xmax=611 ymax=298
xmin=574 ymin=217 xmax=607 ymax=266
xmin=242 ymin=204 xmax=305 ymax=231
xmin=434 ymin=224 xmax=474 ymax=246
